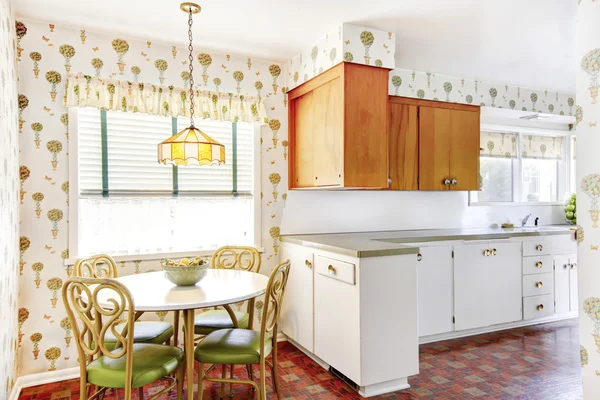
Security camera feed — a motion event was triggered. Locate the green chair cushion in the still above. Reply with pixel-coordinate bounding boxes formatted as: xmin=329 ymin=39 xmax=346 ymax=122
xmin=194 ymin=310 xmax=249 ymax=335
xmin=194 ymin=328 xmax=272 ymax=365
xmin=87 ymin=343 xmax=184 ymax=389
xmin=103 ymin=322 xmax=173 ymax=351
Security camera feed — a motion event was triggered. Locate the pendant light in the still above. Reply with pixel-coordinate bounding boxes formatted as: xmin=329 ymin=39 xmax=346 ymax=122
xmin=158 ymin=2 xmax=225 ymax=166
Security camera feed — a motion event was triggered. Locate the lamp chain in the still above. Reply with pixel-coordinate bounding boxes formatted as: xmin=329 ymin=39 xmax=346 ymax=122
xmin=187 ymin=7 xmax=195 ymax=127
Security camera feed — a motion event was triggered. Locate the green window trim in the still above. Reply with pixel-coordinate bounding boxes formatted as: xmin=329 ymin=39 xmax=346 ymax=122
xmin=232 ymin=122 xmax=238 ymax=197
xmin=100 ymin=110 xmax=109 ymax=197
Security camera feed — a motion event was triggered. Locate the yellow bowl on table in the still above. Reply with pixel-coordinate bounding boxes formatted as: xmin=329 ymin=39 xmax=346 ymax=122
xmin=161 ymin=257 xmax=209 ymax=286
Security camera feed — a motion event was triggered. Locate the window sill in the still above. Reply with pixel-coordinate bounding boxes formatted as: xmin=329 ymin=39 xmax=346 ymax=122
xmin=64 ymin=247 xmax=265 ymax=266
xmin=469 ymin=201 xmax=563 ymax=207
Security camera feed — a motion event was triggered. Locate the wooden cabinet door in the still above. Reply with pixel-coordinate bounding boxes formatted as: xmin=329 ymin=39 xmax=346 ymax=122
xmin=454 ymin=242 xmax=521 ymax=331
xmin=417 ymin=246 xmax=454 ymax=336
xmin=280 ymin=245 xmax=314 ymax=351
xmin=569 ymin=256 xmax=578 ymax=313
xmin=449 ymin=109 xmax=480 ymax=191
xmin=418 ymin=107 xmax=451 ymax=190
xmin=389 ymin=103 xmax=419 ymax=190
xmin=554 ymin=255 xmax=571 ymax=314
xmin=292 ymin=77 xmax=343 ymax=187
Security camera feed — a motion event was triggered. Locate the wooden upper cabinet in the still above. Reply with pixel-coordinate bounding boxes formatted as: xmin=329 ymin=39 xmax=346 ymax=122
xmin=288 ymin=62 xmax=390 ymax=189
xmin=388 ymin=97 xmax=480 ymax=191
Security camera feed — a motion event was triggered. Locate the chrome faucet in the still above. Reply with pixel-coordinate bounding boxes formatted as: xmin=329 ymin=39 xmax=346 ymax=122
xmin=521 ymin=213 xmax=532 ymax=227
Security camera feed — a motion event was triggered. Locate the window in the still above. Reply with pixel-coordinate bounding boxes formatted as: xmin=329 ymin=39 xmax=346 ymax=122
xmin=471 ymin=129 xmax=568 ymax=205
xmin=70 ymin=107 xmax=260 ymax=258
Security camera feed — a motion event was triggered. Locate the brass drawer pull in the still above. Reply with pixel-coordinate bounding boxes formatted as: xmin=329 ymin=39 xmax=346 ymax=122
xmin=536 ymin=244 xmax=543 ymax=251
xmin=537 ymin=304 xmax=544 ymax=311
xmin=305 ymin=260 xmax=312 ymax=268
xmin=328 ymin=265 xmax=336 ymax=275
xmin=536 ymin=281 xmax=543 ymax=288
xmin=536 ymin=261 xmax=543 ymax=268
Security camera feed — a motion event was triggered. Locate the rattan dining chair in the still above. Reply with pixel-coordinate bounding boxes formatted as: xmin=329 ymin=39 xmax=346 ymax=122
xmin=194 ymin=259 xmax=291 ymax=400
xmin=62 ymin=277 xmax=185 ymax=400
xmin=73 ymin=254 xmax=175 ymax=350
xmin=192 ymin=246 xmax=262 ymax=337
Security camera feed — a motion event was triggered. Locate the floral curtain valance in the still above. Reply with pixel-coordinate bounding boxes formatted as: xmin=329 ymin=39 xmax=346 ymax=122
xmin=64 ymin=74 xmax=268 ymax=124
xmin=480 ymin=131 xmax=518 ymax=158
xmin=521 ymin=135 xmax=564 ymax=160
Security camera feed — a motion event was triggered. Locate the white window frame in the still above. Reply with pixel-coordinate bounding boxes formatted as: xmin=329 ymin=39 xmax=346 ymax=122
xmin=67 ymin=107 xmax=262 ymax=264
xmin=470 ymin=123 xmax=571 ymax=207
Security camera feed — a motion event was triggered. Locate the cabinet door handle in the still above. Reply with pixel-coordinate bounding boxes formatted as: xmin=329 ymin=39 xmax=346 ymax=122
xmin=571 ymin=263 xmax=577 ymax=269
xmin=444 ymin=178 xmax=451 ymax=186
xmin=536 ymin=261 xmax=543 ymax=268
xmin=483 ymin=249 xmax=491 ymax=257
xmin=536 ymin=244 xmax=543 ymax=251
xmin=492 ymin=248 xmax=497 ymax=256
xmin=305 ymin=260 xmax=312 ymax=268
xmin=537 ymin=304 xmax=544 ymax=311
xmin=417 ymin=253 xmax=422 ymax=262
xmin=328 ymin=265 xmax=336 ymax=275
xmin=536 ymin=281 xmax=543 ymax=288
xmin=451 ymin=178 xmax=458 ymax=186
xmin=564 ymin=263 xmax=570 ymax=269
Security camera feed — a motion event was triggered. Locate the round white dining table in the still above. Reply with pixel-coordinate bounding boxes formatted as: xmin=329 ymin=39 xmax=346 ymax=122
xmin=94 ymin=269 xmax=269 ymax=400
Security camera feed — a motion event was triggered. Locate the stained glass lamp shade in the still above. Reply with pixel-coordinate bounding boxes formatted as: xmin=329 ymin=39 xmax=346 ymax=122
xmin=158 ymin=2 xmax=225 ymax=167
xmin=158 ymin=126 xmax=225 ymax=166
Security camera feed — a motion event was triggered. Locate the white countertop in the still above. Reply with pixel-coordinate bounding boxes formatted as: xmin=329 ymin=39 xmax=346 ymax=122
xmin=281 ymin=226 xmax=575 ymax=258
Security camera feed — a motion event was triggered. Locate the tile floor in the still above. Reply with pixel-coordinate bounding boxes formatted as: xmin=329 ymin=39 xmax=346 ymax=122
xmin=18 ymin=319 xmax=582 ymax=400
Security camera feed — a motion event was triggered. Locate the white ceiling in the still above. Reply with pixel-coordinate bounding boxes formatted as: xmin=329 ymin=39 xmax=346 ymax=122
xmin=14 ymin=0 xmax=576 ymax=93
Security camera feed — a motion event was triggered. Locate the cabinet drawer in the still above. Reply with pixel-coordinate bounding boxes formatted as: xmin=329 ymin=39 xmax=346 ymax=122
xmin=523 ymin=273 xmax=553 ymax=297
xmin=522 ymin=255 xmax=553 ymax=275
xmin=523 ymin=294 xmax=554 ymax=320
xmin=315 ymin=255 xmax=355 ymax=285
xmin=522 ymin=239 xmax=552 ymax=256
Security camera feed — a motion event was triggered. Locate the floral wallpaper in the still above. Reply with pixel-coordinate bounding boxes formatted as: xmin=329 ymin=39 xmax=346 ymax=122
xmin=288 ymin=23 xmax=396 ymax=89
xmin=0 ymin=0 xmax=19 ymax=397
xmin=16 ymin=19 xmax=287 ymax=375
xmin=578 ymin=1 xmax=600 ymax=395
xmin=388 ymin=68 xmax=575 ymax=116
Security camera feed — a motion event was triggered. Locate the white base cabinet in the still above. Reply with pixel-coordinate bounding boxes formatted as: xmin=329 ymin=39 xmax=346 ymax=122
xmin=281 ymin=242 xmax=419 ymax=396
xmin=453 ymin=242 xmax=522 ymax=331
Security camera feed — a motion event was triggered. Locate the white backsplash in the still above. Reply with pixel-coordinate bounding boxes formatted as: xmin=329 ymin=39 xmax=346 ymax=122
xmin=280 ymin=190 xmax=564 ymax=235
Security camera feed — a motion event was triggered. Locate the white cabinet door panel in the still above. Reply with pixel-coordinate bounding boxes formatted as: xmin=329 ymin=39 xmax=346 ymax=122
xmin=280 ymin=245 xmax=314 ymax=352
xmin=417 ymin=246 xmax=454 ymax=337
xmin=454 ymin=242 xmax=522 ymax=331
xmin=554 ymin=255 xmax=570 ymax=315
xmin=314 ymin=255 xmax=361 ymax=384
xmin=569 ymin=256 xmax=579 ymax=313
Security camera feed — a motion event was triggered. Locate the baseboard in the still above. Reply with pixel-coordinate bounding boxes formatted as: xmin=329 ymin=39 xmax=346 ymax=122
xmin=8 ymin=367 xmax=79 ymax=400
xmin=419 ymin=313 xmax=578 ymax=344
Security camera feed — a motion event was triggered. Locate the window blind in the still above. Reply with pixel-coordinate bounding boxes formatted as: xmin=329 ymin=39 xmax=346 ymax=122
xmin=521 ymin=135 xmax=564 ymax=160
xmin=480 ymin=131 xmax=518 ymax=158
xmin=77 ymin=108 xmax=254 ymax=196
